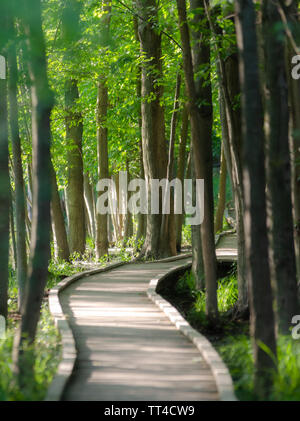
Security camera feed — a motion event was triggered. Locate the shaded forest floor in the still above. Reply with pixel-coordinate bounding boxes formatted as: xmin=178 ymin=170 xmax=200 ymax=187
xmin=158 ymin=265 xmax=300 ymax=401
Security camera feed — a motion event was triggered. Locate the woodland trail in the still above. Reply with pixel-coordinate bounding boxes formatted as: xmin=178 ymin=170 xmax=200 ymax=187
xmin=59 ymin=258 xmax=220 ymax=401
xmin=59 ymin=236 xmax=237 ymax=401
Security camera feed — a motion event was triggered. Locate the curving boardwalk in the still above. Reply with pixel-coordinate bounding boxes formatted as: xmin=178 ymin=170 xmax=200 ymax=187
xmin=59 ymin=258 xmax=220 ymax=401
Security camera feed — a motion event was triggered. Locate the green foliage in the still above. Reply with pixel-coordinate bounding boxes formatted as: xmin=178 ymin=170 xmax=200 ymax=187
xmin=181 ymin=225 xmax=191 ymax=246
xmin=216 ymin=334 xmax=300 ymax=401
xmin=176 ymin=270 xmax=238 ymax=316
xmin=0 ymin=304 xmax=61 ymax=401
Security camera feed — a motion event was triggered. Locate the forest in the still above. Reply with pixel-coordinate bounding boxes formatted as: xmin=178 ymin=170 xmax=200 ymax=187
xmin=0 ymin=0 xmax=300 ymax=403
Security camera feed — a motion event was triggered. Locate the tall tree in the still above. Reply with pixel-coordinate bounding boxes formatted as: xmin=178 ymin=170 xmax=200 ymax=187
xmin=215 ymin=144 xmax=227 ymax=233
xmin=14 ymin=0 xmax=54 ymax=381
xmin=262 ymin=0 xmax=299 ymax=334
xmin=50 ymin=162 xmax=70 ymax=261
xmin=8 ymin=12 xmax=28 ymax=309
xmin=62 ymin=0 xmax=86 ymax=255
xmin=133 ymin=15 xmax=146 ymax=242
xmin=0 ymin=2 xmax=10 ymax=322
xmin=136 ymin=0 xmax=170 ymax=259
xmin=177 ymin=0 xmax=218 ymax=319
xmin=235 ymin=0 xmax=277 ymax=399
xmin=282 ymin=1 xmax=300 ymax=285
xmin=175 ymin=104 xmax=189 ymax=251
xmin=95 ymin=0 xmax=111 ymax=259
xmin=160 ymin=72 xmax=181 ymax=256
xmin=207 ymin=4 xmax=247 ymax=312
xmin=65 ymin=78 xmax=85 ymax=255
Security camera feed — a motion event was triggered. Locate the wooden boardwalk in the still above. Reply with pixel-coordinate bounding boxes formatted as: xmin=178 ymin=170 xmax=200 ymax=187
xmin=60 ymin=258 xmax=219 ymax=401
xmin=216 ymin=233 xmax=238 ymax=262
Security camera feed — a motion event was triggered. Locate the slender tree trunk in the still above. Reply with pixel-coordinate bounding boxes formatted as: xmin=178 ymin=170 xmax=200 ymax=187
xmin=215 ymin=144 xmax=227 ymax=233
xmin=65 ymin=79 xmax=85 ymax=255
xmin=283 ymin=1 xmax=300 ymax=286
xmin=191 ymin=145 xmax=205 ymax=290
xmin=14 ymin=0 xmax=54 ymax=383
xmin=96 ymin=2 xmax=111 ymax=258
xmin=0 ymin=6 xmax=10 ymax=321
xmin=160 ymin=72 xmax=181 ymax=256
xmin=210 ymin=10 xmax=247 ymax=311
xmin=123 ymin=161 xmax=133 ymax=243
xmin=84 ymin=172 xmax=96 ymax=241
xmin=96 ymin=75 xmax=109 ymax=258
xmin=177 ymin=0 xmax=218 ymax=320
xmin=175 ymin=105 xmax=189 ymax=251
xmin=50 ymin=163 xmax=70 ymax=260
xmin=134 ymin=15 xmax=146 ymax=243
xmin=8 ymin=20 xmax=28 ymax=309
xmin=235 ymin=0 xmax=277 ymax=399
xmin=262 ymin=0 xmax=299 ymax=334
xmin=136 ymin=0 xmax=169 ymax=259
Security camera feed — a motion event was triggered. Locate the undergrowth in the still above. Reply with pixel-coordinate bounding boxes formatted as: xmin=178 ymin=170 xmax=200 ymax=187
xmin=164 ymin=268 xmax=300 ymax=401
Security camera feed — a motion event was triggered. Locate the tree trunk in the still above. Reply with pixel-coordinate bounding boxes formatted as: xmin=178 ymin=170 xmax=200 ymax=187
xmin=215 ymin=144 xmax=227 ymax=233
xmin=134 ymin=15 xmax=146 ymax=243
xmin=235 ymin=0 xmax=277 ymax=399
xmin=191 ymin=146 xmax=205 ymax=290
xmin=65 ymin=79 xmax=85 ymax=255
xmin=136 ymin=0 xmax=169 ymax=259
xmin=96 ymin=2 xmax=111 ymax=258
xmin=175 ymin=105 xmax=189 ymax=252
xmin=14 ymin=0 xmax=54 ymax=382
xmin=177 ymin=0 xmax=218 ymax=320
xmin=210 ymin=11 xmax=247 ymax=311
xmin=0 ymin=19 xmax=10 ymax=320
xmin=8 ymin=20 xmax=28 ymax=309
xmin=160 ymin=72 xmax=181 ymax=256
xmin=262 ymin=0 xmax=299 ymax=334
xmin=50 ymin=162 xmax=70 ymax=261
xmin=84 ymin=172 xmax=96 ymax=241
xmin=284 ymin=1 xmax=300 ymax=287
xmin=96 ymin=75 xmax=109 ymax=258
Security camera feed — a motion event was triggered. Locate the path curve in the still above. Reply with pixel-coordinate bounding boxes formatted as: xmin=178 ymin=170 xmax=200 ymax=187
xmin=47 ymin=255 xmax=237 ymax=401
xmin=60 ymin=258 xmax=221 ymax=401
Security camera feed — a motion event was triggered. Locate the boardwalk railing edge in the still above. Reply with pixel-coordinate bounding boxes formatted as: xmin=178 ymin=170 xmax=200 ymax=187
xmin=45 ymin=261 xmax=128 ymax=401
xmin=147 ymin=261 xmax=238 ymax=402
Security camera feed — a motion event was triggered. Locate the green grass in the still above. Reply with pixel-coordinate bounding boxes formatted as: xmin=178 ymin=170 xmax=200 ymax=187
xmin=0 ymin=303 xmax=61 ymax=401
xmin=172 ymin=269 xmax=300 ymax=401
xmin=175 ymin=269 xmax=238 ymax=317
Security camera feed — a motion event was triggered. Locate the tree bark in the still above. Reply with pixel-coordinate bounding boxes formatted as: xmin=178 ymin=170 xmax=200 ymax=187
xmin=96 ymin=75 xmax=109 ymax=257
xmin=175 ymin=104 xmax=189 ymax=251
xmin=283 ymin=1 xmax=300 ymax=287
xmin=0 ymin=16 xmax=10 ymax=320
xmin=65 ymin=79 xmax=85 ymax=255
xmin=177 ymin=0 xmax=218 ymax=320
xmin=210 ymin=10 xmax=247 ymax=310
xmin=14 ymin=0 xmax=54 ymax=383
xmin=160 ymin=72 xmax=181 ymax=256
xmin=84 ymin=172 xmax=96 ymax=241
xmin=235 ymin=0 xmax=277 ymax=399
xmin=136 ymin=0 xmax=170 ymax=259
xmin=8 ymin=18 xmax=28 ymax=309
xmin=96 ymin=1 xmax=111 ymax=258
xmin=215 ymin=144 xmax=227 ymax=233
xmin=134 ymin=15 xmax=146 ymax=243
xmin=51 ymin=162 xmax=70 ymax=261
xmin=262 ymin=0 xmax=299 ymax=334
